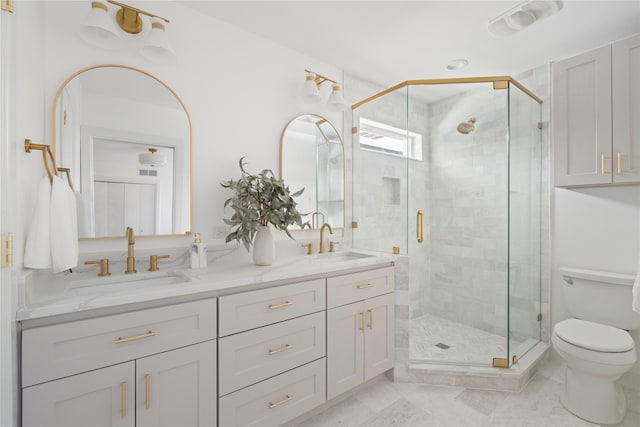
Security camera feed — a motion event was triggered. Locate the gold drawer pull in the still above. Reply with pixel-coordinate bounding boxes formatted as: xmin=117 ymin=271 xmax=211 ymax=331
xmin=268 ymin=300 xmax=292 ymax=310
xmin=121 ymin=381 xmax=127 ymax=419
xmin=145 ymin=374 xmax=151 ymax=410
xmin=357 ymin=283 xmax=375 ymax=289
xmin=618 ymin=152 xmax=623 ymax=174
xmin=268 ymin=343 xmax=293 ymax=355
xmin=269 ymin=394 xmax=293 ymax=409
xmin=114 ymin=331 xmax=156 ymax=344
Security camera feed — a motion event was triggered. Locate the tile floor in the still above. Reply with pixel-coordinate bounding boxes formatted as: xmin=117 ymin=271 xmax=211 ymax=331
xmin=295 ymin=357 xmax=640 ymax=427
xmin=410 ymin=313 xmax=519 ymax=365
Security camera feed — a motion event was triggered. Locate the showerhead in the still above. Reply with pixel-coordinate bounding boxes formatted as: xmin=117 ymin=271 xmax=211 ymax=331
xmin=457 ymin=117 xmax=476 ymax=134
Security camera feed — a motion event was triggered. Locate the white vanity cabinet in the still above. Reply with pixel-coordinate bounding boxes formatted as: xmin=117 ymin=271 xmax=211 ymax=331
xmin=21 ymin=299 xmax=217 ymax=427
xmin=217 ymin=279 xmax=326 ymax=427
xmin=553 ymin=33 xmax=640 ymax=186
xmin=326 ymin=267 xmax=395 ymax=400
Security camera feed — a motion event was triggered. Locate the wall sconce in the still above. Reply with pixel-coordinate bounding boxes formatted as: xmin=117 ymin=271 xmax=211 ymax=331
xmin=78 ymin=0 xmax=175 ymax=63
xmin=302 ymin=69 xmax=348 ymax=112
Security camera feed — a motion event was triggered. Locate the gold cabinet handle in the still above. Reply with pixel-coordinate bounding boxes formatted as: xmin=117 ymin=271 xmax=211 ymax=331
xmin=368 ymin=308 xmax=373 ymax=329
xmin=268 ymin=300 xmax=292 ymax=310
xmin=357 ymin=283 xmax=375 ymax=289
xmin=359 ymin=312 xmax=365 ymax=332
xmin=618 ymin=152 xmax=623 ymax=174
xmin=268 ymin=343 xmax=293 ymax=355
xmin=121 ymin=382 xmax=127 ymax=419
xmin=601 ymin=153 xmax=607 ymax=175
xmin=417 ymin=210 xmax=424 ymax=243
xmin=269 ymin=394 xmax=293 ymax=409
xmin=114 ymin=331 xmax=156 ymax=344
xmin=145 ymin=374 xmax=150 ymax=410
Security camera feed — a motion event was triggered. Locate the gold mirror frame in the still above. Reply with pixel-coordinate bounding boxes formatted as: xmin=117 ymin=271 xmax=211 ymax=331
xmin=52 ymin=64 xmax=193 ymax=239
xmin=279 ymin=114 xmax=345 ymax=229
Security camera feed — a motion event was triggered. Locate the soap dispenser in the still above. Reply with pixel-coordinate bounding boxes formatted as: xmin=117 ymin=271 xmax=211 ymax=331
xmin=190 ymin=233 xmax=207 ymax=268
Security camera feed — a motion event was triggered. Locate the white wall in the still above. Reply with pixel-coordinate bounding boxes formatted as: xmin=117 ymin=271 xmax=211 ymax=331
xmin=16 ymin=0 xmax=344 ymax=256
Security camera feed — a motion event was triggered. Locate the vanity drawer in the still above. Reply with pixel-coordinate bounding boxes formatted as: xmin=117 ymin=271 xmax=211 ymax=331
xmin=218 ymin=311 xmax=325 ymax=396
xmin=218 ymin=358 xmax=326 ymax=427
xmin=327 ymin=266 xmax=394 ymax=308
xmin=218 ymin=278 xmax=325 ymax=336
xmin=22 ymin=298 xmax=217 ymax=387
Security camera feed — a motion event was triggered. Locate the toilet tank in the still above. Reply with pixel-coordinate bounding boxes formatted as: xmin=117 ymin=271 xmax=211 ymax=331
xmin=560 ymin=267 xmax=640 ymax=330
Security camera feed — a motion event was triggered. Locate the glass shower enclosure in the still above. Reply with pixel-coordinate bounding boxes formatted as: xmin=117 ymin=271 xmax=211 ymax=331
xmin=352 ymin=77 xmax=542 ymax=368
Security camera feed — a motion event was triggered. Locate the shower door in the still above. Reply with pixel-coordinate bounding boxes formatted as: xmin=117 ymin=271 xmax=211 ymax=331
xmin=352 ymin=77 xmax=543 ymax=368
xmin=407 ymin=83 xmax=511 ymax=366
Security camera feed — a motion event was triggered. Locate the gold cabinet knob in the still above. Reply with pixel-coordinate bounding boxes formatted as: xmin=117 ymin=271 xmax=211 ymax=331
xmin=149 ymin=254 xmax=170 ymax=271
xmin=84 ymin=258 xmax=111 ymax=277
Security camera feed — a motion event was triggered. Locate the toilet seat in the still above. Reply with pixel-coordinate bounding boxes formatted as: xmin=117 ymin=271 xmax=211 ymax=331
xmin=554 ymin=319 xmax=634 ymax=353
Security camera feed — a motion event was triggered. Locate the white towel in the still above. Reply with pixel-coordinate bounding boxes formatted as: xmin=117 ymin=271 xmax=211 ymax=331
xmin=50 ymin=175 xmax=78 ymax=272
xmin=24 ymin=176 xmax=53 ymax=269
xmin=24 ymin=175 xmax=79 ymax=273
xmin=634 ymin=249 xmax=640 ymax=312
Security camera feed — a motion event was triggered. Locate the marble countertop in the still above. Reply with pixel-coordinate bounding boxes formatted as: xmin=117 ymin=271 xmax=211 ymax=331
xmin=17 ymin=247 xmax=396 ymax=323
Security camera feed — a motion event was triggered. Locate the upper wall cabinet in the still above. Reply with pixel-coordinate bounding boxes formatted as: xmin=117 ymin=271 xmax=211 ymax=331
xmin=553 ymin=33 xmax=640 ymax=187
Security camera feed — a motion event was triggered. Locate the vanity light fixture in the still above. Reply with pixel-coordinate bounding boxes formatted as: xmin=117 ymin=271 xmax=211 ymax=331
xmin=78 ymin=1 xmax=122 ymax=49
xmin=302 ymin=69 xmax=349 ymax=112
xmin=79 ymin=0 xmax=176 ymax=62
xmin=139 ymin=148 xmax=166 ymax=167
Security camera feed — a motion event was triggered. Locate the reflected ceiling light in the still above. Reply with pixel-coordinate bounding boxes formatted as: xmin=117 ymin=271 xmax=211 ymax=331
xmin=302 ymin=69 xmax=349 ymax=111
xmin=79 ymin=0 xmax=175 ymax=63
xmin=78 ymin=1 xmax=122 ymax=49
xmin=487 ymin=0 xmax=563 ymax=37
xmin=139 ymin=148 xmax=166 ymax=167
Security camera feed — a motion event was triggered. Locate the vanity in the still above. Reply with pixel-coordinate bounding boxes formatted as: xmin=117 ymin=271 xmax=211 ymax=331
xmin=18 ymin=250 xmax=395 ymax=427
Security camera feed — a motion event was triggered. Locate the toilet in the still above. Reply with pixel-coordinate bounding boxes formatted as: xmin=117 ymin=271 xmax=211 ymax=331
xmin=552 ymin=267 xmax=639 ymax=425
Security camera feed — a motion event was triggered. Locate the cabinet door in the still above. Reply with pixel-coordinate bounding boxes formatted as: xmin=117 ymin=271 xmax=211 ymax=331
xmin=612 ymin=33 xmax=640 ymax=183
xmin=22 ymin=362 xmax=135 ymax=427
xmin=327 ymin=301 xmax=364 ymax=400
xmin=136 ymin=341 xmax=216 ymax=427
xmin=364 ymin=293 xmax=395 ymax=381
xmin=553 ymin=45 xmax=612 ymax=186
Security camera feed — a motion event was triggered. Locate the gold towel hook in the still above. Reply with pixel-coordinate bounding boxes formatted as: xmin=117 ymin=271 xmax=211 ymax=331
xmin=25 ymin=139 xmax=59 ymax=183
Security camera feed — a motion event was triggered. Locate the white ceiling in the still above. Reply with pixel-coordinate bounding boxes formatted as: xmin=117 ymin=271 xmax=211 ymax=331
xmin=182 ymin=0 xmax=640 ymax=88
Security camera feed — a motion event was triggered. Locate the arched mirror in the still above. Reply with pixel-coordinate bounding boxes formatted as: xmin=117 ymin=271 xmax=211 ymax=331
xmin=53 ymin=65 xmax=191 ymax=239
xmin=280 ymin=114 xmax=344 ymax=229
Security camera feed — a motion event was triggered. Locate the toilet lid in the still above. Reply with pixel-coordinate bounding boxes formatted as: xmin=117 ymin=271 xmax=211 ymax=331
xmin=554 ymin=319 xmax=634 ymax=353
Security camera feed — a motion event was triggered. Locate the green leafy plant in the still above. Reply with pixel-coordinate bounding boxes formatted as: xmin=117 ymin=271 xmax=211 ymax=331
xmin=221 ymin=157 xmax=305 ymax=251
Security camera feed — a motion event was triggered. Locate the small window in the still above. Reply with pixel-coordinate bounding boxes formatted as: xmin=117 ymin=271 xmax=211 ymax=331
xmin=358 ymin=118 xmax=423 ymax=160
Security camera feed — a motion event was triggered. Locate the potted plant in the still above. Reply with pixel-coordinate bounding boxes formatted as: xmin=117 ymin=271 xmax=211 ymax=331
xmin=221 ymin=157 xmax=304 ymax=265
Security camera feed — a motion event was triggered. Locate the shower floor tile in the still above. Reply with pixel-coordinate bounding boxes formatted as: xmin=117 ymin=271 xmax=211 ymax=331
xmin=410 ymin=313 xmax=518 ymax=365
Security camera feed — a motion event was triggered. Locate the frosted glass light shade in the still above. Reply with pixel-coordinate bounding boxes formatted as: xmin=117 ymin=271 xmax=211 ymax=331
xmin=301 ymin=74 xmax=322 ymax=103
xmin=78 ymin=1 xmax=122 ymax=50
xmin=140 ymin=18 xmax=176 ymax=63
xmin=139 ymin=149 xmax=166 ymax=167
xmin=327 ymin=84 xmax=348 ymax=111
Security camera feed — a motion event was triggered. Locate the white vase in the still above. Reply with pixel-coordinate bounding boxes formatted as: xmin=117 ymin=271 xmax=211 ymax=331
xmin=252 ymin=225 xmax=275 ymax=266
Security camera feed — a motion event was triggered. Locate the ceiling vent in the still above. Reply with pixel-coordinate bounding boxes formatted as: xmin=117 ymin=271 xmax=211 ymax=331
xmin=487 ymin=0 xmax=563 ymax=37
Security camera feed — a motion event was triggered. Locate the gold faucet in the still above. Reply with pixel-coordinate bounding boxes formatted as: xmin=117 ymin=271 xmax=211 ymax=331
xmin=125 ymin=227 xmax=136 ymax=274
xmin=319 ymin=223 xmax=333 ymax=254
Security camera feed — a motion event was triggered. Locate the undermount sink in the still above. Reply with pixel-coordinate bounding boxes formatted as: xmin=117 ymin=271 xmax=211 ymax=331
xmin=66 ymin=270 xmax=192 ymax=297
xmin=313 ymin=251 xmax=375 ymax=263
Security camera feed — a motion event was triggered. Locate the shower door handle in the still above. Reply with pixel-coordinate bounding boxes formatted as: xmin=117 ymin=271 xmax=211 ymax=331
xmin=417 ymin=210 xmax=424 ymax=243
